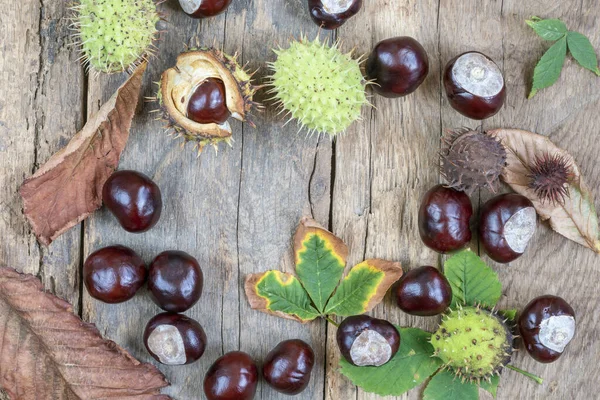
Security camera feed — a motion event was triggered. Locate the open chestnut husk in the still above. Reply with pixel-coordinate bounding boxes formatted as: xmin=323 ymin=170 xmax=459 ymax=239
xmin=518 ymin=295 xmax=575 ymax=363
xmin=307 ymin=0 xmax=363 ymax=30
xmin=366 ymin=36 xmax=429 ymax=98
xmin=179 ymin=0 xmax=232 ymax=19
xmin=444 ymin=51 xmax=506 ymax=120
xmin=418 ymin=185 xmax=472 ymax=253
xmin=143 ymin=312 xmax=207 ymax=365
xmin=395 ymin=266 xmax=452 ymax=316
xmin=158 ymin=46 xmax=260 ymax=153
xmin=263 ymin=339 xmax=315 ymax=395
xmin=204 ymin=351 xmax=259 ymax=400
xmin=479 ymin=193 xmax=537 ymax=263
xmin=336 ymin=315 xmax=400 ymax=366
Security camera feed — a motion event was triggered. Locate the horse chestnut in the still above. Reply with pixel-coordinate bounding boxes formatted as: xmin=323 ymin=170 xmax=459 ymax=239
xmin=395 ymin=266 xmax=452 ymax=316
xmin=263 ymin=339 xmax=315 ymax=395
xmin=366 ymin=36 xmax=429 ymax=98
xmin=187 ymin=78 xmax=231 ymax=125
xmin=83 ymin=245 xmax=147 ymax=303
xmin=518 ymin=295 xmax=575 ymax=363
xmin=148 ymin=250 xmax=203 ymax=313
xmin=307 ymin=0 xmax=363 ymax=30
xmin=143 ymin=312 xmax=207 ymax=365
xmin=418 ymin=185 xmax=473 ymax=253
xmin=336 ymin=315 xmax=400 ymax=366
xmin=479 ymin=193 xmax=537 ymax=263
xmin=204 ymin=351 xmax=259 ymax=400
xmin=444 ymin=51 xmax=506 ymax=120
xmin=102 ymin=170 xmax=162 ymax=233
xmin=178 ymin=0 xmax=232 ymax=18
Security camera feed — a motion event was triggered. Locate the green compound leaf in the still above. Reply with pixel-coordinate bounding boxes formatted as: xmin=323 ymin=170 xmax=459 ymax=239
xmin=529 ymin=36 xmax=567 ymax=98
xmin=423 ymin=370 xmax=479 ymax=400
xmin=245 ymin=271 xmax=320 ymax=323
xmin=294 ymin=218 xmax=348 ymax=313
xmin=526 ymin=17 xmax=567 ymax=41
xmin=324 ymin=259 xmax=403 ymax=316
xmin=339 ymin=328 xmax=442 ymax=397
xmin=479 ymin=374 xmax=500 ymax=398
xmin=567 ymin=31 xmax=600 ymax=76
xmin=444 ymin=249 xmax=502 ymax=308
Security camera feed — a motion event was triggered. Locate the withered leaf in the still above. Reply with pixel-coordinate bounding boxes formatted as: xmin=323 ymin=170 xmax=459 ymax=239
xmin=0 ymin=266 xmax=170 ymax=399
xmin=489 ymin=128 xmax=600 ymax=253
xmin=20 ymin=63 xmax=147 ymax=245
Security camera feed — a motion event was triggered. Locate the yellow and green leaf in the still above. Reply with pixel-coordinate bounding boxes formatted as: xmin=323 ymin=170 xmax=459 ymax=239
xmin=324 ymin=259 xmax=403 ymax=316
xmin=293 ymin=218 xmax=348 ymax=313
xmin=244 ymin=271 xmax=319 ymax=323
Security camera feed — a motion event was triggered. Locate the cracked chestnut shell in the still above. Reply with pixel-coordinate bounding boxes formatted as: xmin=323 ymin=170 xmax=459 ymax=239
xmin=102 ymin=170 xmax=162 ymax=233
xmin=308 ymin=0 xmax=363 ymax=30
xmin=336 ymin=315 xmax=400 ymax=367
xmin=179 ymin=0 xmax=232 ymax=18
xmin=479 ymin=193 xmax=537 ymax=263
xmin=204 ymin=351 xmax=259 ymax=400
xmin=144 ymin=312 xmax=206 ymax=365
xmin=263 ymin=339 xmax=315 ymax=395
xmin=444 ymin=51 xmax=506 ymax=120
xmin=395 ymin=266 xmax=452 ymax=316
xmin=366 ymin=36 xmax=429 ymax=98
xmin=418 ymin=185 xmax=472 ymax=253
xmin=148 ymin=250 xmax=203 ymax=313
xmin=518 ymin=295 xmax=576 ymax=363
xmin=83 ymin=245 xmax=147 ymax=303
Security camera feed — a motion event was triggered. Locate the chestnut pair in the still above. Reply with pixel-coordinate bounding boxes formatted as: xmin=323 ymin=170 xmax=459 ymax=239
xmin=419 ymin=185 xmax=537 ymax=263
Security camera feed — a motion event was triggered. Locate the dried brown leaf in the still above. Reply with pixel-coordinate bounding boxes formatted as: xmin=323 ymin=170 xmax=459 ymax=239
xmin=489 ymin=128 xmax=600 ymax=253
xmin=0 ymin=266 xmax=170 ymax=399
xmin=20 ymin=63 xmax=147 ymax=245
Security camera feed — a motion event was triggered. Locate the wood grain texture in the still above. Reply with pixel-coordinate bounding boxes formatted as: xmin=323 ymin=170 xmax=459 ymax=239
xmin=1 ymin=0 xmax=599 ymax=399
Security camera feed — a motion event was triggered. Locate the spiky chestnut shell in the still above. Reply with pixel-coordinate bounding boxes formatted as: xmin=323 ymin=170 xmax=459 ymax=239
xmin=268 ymin=36 xmax=368 ymax=136
xmin=527 ymin=153 xmax=572 ymax=205
xmin=75 ymin=0 xmax=159 ymax=73
xmin=440 ymin=128 xmax=507 ymax=195
xmin=158 ymin=47 xmax=259 ymax=153
xmin=430 ymin=306 xmax=513 ymax=381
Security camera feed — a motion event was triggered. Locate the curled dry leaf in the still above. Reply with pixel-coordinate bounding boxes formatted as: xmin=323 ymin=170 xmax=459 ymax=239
xmin=20 ymin=62 xmax=147 ymax=245
xmin=488 ymin=128 xmax=600 ymax=253
xmin=0 ymin=266 xmax=170 ymax=399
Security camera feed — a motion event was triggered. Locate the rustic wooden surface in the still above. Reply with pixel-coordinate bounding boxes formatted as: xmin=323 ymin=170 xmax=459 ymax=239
xmin=1 ymin=0 xmax=599 ymax=399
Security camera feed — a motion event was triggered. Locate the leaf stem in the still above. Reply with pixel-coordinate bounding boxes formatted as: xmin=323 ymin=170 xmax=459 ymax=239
xmin=506 ymin=365 xmax=544 ymax=384
xmin=324 ymin=316 xmax=339 ymax=327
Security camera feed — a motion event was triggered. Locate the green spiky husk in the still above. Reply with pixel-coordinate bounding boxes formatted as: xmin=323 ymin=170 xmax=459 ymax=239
xmin=430 ymin=306 xmax=513 ymax=382
xmin=77 ymin=0 xmax=159 ymax=73
xmin=268 ymin=36 xmax=367 ymax=136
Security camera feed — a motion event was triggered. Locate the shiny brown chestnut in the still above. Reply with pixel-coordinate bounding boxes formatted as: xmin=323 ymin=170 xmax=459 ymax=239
xmin=366 ymin=36 xmax=429 ymax=98
xmin=178 ymin=0 xmax=232 ymax=18
xmin=204 ymin=351 xmax=259 ymax=400
xmin=444 ymin=51 xmax=506 ymax=120
xmin=102 ymin=170 xmax=162 ymax=233
xmin=518 ymin=295 xmax=575 ymax=363
xmin=148 ymin=250 xmax=203 ymax=313
xmin=395 ymin=266 xmax=452 ymax=316
xmin=83 ymin=245 xmax=147 ymax=303
xmin=143 ymin=312 xmax=207 ymax=365
xmin=479 ymin=193 xmax=537 ymax=263
xmin=336 ymin=315 xmax=400 ymax=366
xmin=307 ymin=0 xmax=363 ymax=30
xmin=418 ymin=185 xmax=473 ymax=253
xmin=263 ymin=339 xmax=315 ymax=395
xmin=187 ymin=78 xmax=231 ymax=124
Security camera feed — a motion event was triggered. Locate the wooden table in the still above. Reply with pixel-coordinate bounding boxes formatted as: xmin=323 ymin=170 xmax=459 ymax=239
xmin=2 ymin=0 xmax=599 ymax=399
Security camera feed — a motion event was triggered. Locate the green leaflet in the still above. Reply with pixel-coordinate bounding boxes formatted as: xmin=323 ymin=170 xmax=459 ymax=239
xmin=529 ymin=36 xmax=567 ymax=98
xmin=339 ymin=328 xmax=442 ymax=397
xmin=567 ymin=31 xmax=600 ymax=76
xmin=479 ymin=374 xmax=500 ymax=398
xmin=526 ymin=17 xmax=567 ymax=41
xmin=423 ymin=370 xmax=479 ymax=400
xmin=444 ymin=249 xmax=502 ymax=308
